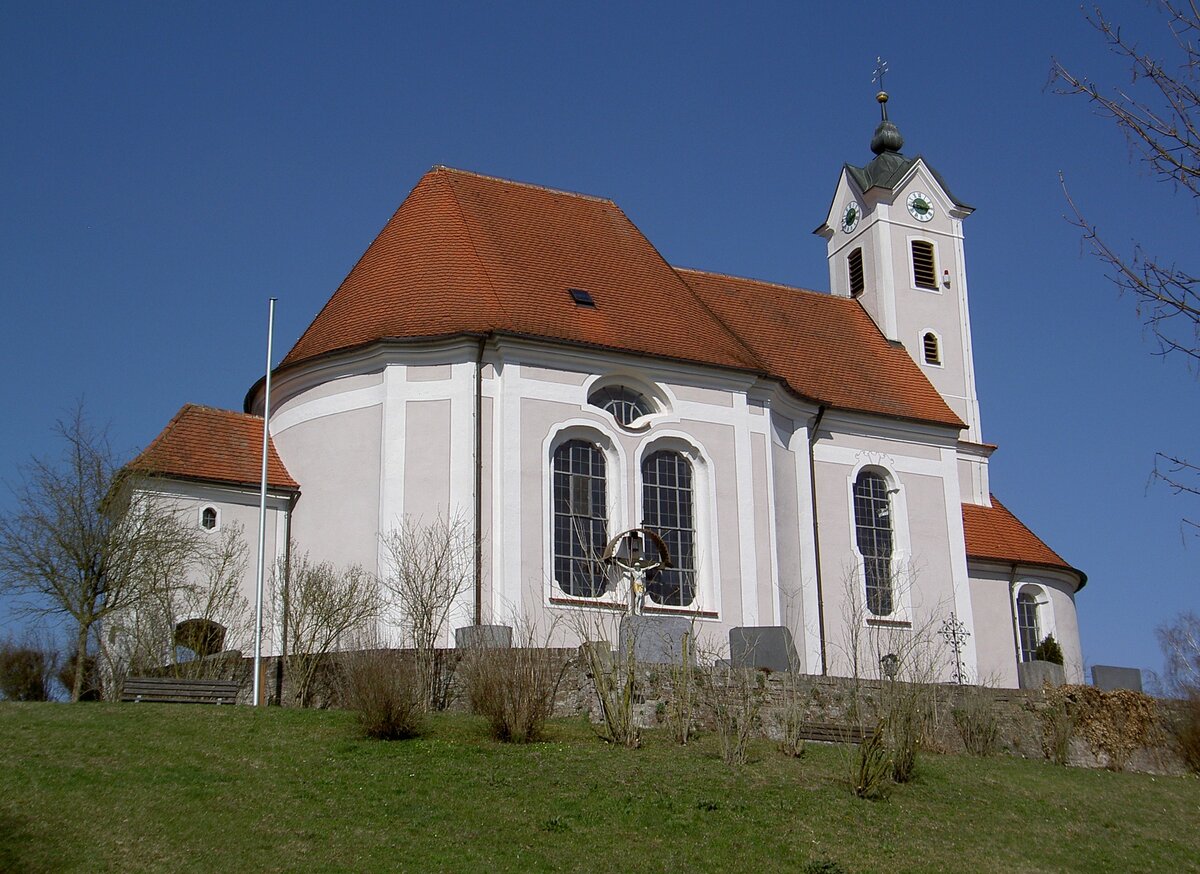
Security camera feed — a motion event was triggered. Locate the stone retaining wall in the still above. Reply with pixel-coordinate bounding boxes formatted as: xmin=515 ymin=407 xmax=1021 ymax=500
xmin=170 ymin=647 xmax=1188 ymax=775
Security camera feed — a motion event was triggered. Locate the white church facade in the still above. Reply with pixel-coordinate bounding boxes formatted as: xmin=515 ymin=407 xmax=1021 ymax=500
xmin=132 ymin=96 xmax=1086 ymax=688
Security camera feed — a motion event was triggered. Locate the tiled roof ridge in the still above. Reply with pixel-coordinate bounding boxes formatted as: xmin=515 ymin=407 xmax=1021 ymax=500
xmin=431 ymin=165 xmax=617 ymax=205
xmin=440 ymin=170 xmax=516 ymax=329
xmin=604 ymin=209 xmax=766 ymax=375
xmin=674 ymin=266 xmax=830 ymax=300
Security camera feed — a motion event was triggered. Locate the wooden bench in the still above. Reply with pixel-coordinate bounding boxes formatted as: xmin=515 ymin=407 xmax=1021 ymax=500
xmin=795 ymin=722 xmax=875 ymax=745
xmin=120 ymin=676 xmax=241 ymax=705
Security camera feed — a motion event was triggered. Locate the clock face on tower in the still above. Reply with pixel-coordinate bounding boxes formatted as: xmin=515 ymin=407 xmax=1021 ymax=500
xmin=841 ymin=202 xmax=860 ymax=234
xmin=906 ymin=191 xmax=934 ymax=222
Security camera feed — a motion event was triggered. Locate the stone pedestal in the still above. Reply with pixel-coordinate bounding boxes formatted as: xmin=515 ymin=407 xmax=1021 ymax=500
xmin=1017 ymin=659 xmax=1065 ymax=690
xmin=617 ymin=615 xmax=693 ymax=665
xmin=1091 ymin=665 xmax=1143 ymax=692
xmin=454 ymin=624 xmax=513 ymax=649
xmin=729 ymin=626 xmax=800 ymax=672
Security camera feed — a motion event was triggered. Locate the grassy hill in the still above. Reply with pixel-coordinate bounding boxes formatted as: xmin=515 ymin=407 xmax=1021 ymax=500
xmin=1 ymin=702 xmax=1196 ymax=873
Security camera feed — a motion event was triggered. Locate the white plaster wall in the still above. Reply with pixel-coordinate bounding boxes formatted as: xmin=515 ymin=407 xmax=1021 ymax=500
xmin=135 ymin=480 xmax=290 ymax=656
xmin=812 ymin=421 xmax=977 ymax=683
xmin=969 ymin=564 xmax=1085 ymax=688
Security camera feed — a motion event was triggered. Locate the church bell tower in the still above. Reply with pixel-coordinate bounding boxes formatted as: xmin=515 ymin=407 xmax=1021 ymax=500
xmin=815 ymin=86 xmax=985 ymax=451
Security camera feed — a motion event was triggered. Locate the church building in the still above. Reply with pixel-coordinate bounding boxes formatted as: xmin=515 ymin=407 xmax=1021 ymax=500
xmin=132 ymin=92 xmax=1086 ymax=688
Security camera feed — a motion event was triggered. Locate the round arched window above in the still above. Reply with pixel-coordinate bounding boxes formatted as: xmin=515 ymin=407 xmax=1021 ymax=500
xmin=588 ymin=385 xmax=652 ymax=428
xmin=200 ymin=506 xmax=218 ymax=530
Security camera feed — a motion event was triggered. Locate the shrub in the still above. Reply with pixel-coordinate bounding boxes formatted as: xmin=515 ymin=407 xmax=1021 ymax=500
xmin=850 ymin=723 xmax=892 ymax=800
xmin=338 ymin=648 xmax=424 ymax=740
xmin=1041 ymin=693 xmax=1076 ymax=765
xmin=708 ymin=667 xmax=764 ymax=767
xmin=883 ymin=679 xmax=932 ymax=783
xmin=1033 ymin=634 xmax=1065 ymax=665
xmin=58 ymin=650 xmax=101 ymax=701
xmin=1045 ymin=685 xmax=1163 ymax=771
xmin=0 ymin=639 xmax=54 ymax=701
xmin=1175 ymin=693 xmax=1200 ymax=774
xmin=664 ymin=632 xmax=697 ymax=746
xmin=953 ymin=688 xmax=1000 ymax=757
xmin=461 ymin=644 xmax=566 ymax=743
xmin=579 ymin=637 xmax=640 ymax=749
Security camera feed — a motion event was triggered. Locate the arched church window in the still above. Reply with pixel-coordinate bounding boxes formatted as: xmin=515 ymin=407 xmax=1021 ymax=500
xmin=641 ymin=450 xmax=696 ymax=607
xmin=201 ymin=506 xmax=218 ymax=530
xmin=588 ymin=385 xmax=651 ymax=428
xmin=922 ymin=331 xmax=941 ymax=365
xmin=848 ymin=248 xmax=865 ymax=297
xmin=911 ymin=240 xmax=937 ymax=290
xmin=853 ymin=471 xmax=894 ymax=615
xmin=1017 ymin=591 xmax=1040 ymax=662
xmin=552 ymin=440 xmax=609 ymax=597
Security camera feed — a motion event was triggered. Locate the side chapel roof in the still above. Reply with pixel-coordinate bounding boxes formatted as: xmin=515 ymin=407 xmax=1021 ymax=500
xmin=272 ymin=166 xmax=963 ymax=429
xmin=962 ymin=497 xmax=1086 ymax=587
xmin=129 ymin=404 xmax=299 ymax=491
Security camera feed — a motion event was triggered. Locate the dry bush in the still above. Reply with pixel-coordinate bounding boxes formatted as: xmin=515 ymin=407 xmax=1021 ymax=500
xmin=1174 ymin=694 xmax=1200 ymax=774
xmin=460 ymin=621 xmax=567 ymax=743
xmin=338 ymin=645 xmax=424 ymax=740
xmin=1041 ymin=693 xmax=1076 ymax=766
xmin=953 ymin=687 xmax=1000 ymax=757
xmin=707 ymin=665 xmax=765 ymax=767
xmin=380 ymin=512 xmax=472 ymax=711
xmin=850 ymin=723 xmax=892 ymax=800
xmin=1043 ymin=685 xmax=1166 ymax=770
xmin=275 ymin=549 xmax=381 ymax=707
xmin=0 ymin=636 xmax=56 ymax=701
xmin=572 ymin=611 xmax=641 ymax=748
xmin=664 ymin=628 xmax=697 ymax=746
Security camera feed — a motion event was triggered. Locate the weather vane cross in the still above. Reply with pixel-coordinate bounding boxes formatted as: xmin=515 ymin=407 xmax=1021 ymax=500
xmin=872 ymin=56 xmax=889 ymax=89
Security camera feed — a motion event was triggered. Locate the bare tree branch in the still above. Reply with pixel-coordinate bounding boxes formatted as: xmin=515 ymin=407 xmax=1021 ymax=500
xmin=1052 ymin=2 xmax=1200 ymax=530
xmin=0 ymin=407 xmax=199 ymax=701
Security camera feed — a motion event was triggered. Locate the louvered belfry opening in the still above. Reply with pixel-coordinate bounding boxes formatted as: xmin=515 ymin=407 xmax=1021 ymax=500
xmin=848 ymin=247 xmax=865 ymax=297
xmin=911 ymin=240 xmax=937 ymax=289
xmin=923 ymin=332 xmax=940 ymax=365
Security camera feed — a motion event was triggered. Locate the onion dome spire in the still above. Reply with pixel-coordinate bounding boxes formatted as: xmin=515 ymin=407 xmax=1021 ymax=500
xmin=870 ymin=90 xmax=904 ymax=155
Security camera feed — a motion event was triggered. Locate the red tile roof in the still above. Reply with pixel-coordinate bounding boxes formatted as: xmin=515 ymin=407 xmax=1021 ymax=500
xmin=962 ymin=497 xmax=1085 ymax=586
xmin=678 ymin=269 xmax=963 ymax=427
xmin=129 ymin=404 xmax=299 ymax=491
xmin=273 ymin=166 xmax=962 ymax=428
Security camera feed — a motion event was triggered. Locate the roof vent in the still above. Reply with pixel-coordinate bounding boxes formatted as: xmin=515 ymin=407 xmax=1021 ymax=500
xmin=568 ymin=288 xmax=595 ymax=307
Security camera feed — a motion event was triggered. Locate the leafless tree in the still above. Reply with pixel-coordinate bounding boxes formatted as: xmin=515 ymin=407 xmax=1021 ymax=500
xmin=1157 ymin=610 xmax=1200 ymax=697
xmin=1052 ymin=2 xmax=1200 ymax=531
xmin=379 ymin=511 xmax=473 ymax=709
xmin=274 ymin=547 xmax=381 ymax=706
xmin=0 ymin=408 xmax=198 ymax=701
xmin=100 ymin=522 xmax=253 ymax=690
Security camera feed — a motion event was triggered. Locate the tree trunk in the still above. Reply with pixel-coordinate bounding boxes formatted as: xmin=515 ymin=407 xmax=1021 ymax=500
xmin=71 ymin=620 xmax=89 ymax=703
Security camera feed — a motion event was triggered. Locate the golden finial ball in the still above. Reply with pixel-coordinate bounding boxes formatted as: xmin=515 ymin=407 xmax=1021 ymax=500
xmin=876 ymin=90 xmax=889 ymax=104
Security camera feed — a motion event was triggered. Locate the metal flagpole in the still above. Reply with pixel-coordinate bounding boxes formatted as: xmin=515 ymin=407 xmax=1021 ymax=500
xmin=252 ymin=298 xmax=277 ymax=707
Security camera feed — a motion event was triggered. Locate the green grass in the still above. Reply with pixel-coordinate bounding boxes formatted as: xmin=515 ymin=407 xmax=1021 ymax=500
xmin=1 ymin=703 xmax=1197 ymax=873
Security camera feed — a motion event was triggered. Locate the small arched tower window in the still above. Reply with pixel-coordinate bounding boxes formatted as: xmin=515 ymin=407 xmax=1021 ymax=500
xmin=922 ymin=331 xmax=941 ymax=365
xmin=588 ymin=385 xmax=651 ymax=428
xmin=1017 ymin=591 xmax=1040 ymax=662
xmin=200 ymin=507 xmax=218 ymax=530
xmin=853 ymin=471 xmax=894 ymax=616
xmin=911 ymin=240 xmax=937 ymax=290
xmin=848 ymin=247 xmax=864 ymax=297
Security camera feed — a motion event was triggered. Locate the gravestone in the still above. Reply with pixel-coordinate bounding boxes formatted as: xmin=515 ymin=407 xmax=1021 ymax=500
xmin=618 ymin=615 xmax=693 ymax=665
xmin=729 ymin=626 xmax=799 ymax=672
xmin=1017 ymin=659 xmax=1065 ymax=690
xmin=1092 ymin=665 xmax=1143 ymax=692
xmin=454 ymin=624 xmax=513 ymax=649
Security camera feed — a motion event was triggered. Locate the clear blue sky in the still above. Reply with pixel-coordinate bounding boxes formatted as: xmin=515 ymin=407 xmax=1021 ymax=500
xmin=1 ymin=2 xmax=1195 ymax=680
